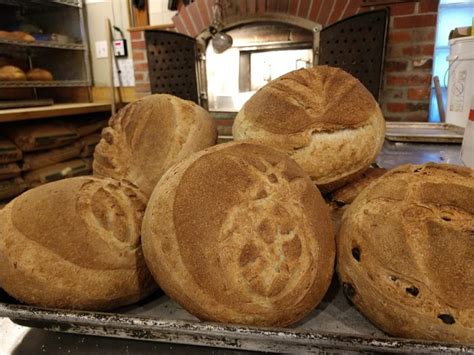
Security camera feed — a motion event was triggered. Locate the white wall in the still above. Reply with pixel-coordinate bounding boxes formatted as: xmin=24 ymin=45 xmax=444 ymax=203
xmin=84 ymin=0 xmax=133 ymax=86
xmin=149 ymin=0 xmax=176 ymax=25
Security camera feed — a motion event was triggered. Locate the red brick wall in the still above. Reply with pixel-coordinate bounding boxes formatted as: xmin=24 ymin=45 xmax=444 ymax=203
xmin=374 ymin=0 xmax=438 ymax=121
xmin=131 ymin=30 xmax=151 ymax=98
xmin=132 ymin=0 xmax=439 ymax=122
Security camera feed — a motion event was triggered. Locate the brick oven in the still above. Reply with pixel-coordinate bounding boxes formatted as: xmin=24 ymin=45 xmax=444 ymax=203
xmin=130 ymin=0 xmax=439 ymax=125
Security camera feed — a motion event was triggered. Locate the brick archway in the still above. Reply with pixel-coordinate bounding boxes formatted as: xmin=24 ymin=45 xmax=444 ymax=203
xmin=171 ymin=0 xmax=362 ymax=37
xmin=132 ymin=0 xmax=439 ymax=123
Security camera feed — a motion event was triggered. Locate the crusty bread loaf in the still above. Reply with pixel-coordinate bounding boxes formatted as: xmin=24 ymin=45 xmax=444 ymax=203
xmin=93 ymin=94 xmax=217 ymax=197
xmin=0 ymin=31 xmax=35 ymax=42
xmin=142 ymin=141 xmax=335 ymax=326
xmin=328 ymin=167 xmax=386 ymax=233
xmin=0 ymin=176 xmax=157 ymax=310
xmin=0 ymin=65 xmax=26 ymax=81
xmin=233 ymin=66 xmax=385 ymax=191
xmin=337 ymin=163 xmax=474 ymax=343
xmin=26 ymin=68 xmax=53 ymax=81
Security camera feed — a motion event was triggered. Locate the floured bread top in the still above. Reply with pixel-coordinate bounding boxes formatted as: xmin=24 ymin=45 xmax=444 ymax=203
xmin=142 ymin=142 xmax=335 ymax=326
xmin=0 ymin=176 xmax=157 ymax=310
xmin=10 ymin=176 xmax=146 ymax=269
xmin=337 ymin=163 xmax=474 ymax=343
xmin=237 ymin=65 xmax=377 ymax=134
xmin=93 ymin=94 xmax=217 ymax=197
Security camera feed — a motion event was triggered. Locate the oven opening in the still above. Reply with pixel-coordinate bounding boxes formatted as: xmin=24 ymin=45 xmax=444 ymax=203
xmin=205 ymin=22 xmax=313 ymax=112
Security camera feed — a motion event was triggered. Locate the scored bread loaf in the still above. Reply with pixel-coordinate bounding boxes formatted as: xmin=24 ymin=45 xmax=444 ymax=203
xmin=93 ymin=94 xmax=217 ymax=197
xmin=0 ymin=176 xmax=157 ymax=310
xmin=233 ymin=66 xmax=385 ymax=192
xmin=142 ymin=141 xmax=335 ymax=327
xmin=337 ymin=163 xmax=474 ymax=343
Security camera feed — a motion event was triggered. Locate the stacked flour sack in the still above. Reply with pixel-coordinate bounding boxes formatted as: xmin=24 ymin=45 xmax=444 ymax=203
xmin=0 ymin=94 xmax=217 ymax=310
xmin=0 ymin=116 xmax=107 ymax=207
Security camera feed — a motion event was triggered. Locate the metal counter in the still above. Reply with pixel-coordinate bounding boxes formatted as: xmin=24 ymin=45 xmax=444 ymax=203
xmin=0 ymin=140 xmax=469 ymax=355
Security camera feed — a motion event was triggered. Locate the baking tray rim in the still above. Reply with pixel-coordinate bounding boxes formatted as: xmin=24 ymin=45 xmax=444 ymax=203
xmin=1 ymin=301 xmax=473 ymax=353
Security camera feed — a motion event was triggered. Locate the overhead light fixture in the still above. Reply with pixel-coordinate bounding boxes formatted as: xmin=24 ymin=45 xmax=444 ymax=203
xmin=210 ymin=0 xmax=233 ymax=54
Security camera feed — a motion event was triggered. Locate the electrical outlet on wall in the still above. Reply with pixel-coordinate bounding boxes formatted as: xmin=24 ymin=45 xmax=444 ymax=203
xmin=95 ymin=41 xmax=108 ymax=58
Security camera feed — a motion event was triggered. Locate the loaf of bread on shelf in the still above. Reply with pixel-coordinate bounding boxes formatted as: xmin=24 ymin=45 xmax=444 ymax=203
xmin=327 ymin=167 xmax=387 ymax=233
xmin=142 ymin=141 xmax=335 ymax=327
xmin=337 ymin=163 xmax=474 ymax=344
xmin=0 ymin=65 xmax=26 ymax=81
xmin=94 ymin=94 xmax=217 ymax=197
xmin=0 ymin=176 xmax=157 ymax=310
xmin=0 ymin=31 xmax=35 ymax=42
xmin=233 ymin=65 xmax=385 ymax=193
xmin=26 ymin=68 xmax=53 ymax=81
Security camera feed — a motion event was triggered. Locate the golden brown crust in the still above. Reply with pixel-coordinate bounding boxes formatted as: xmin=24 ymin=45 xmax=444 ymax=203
xmin=93 ymin=94 xmax=217 ymax=197
xmin=0 ymin=176 xmax=157 ymax=310
xmin=237 ymin=66 xmax=376 ymax=135
xmin=0 ymin=65 xmax=26 ymax=81
xmin=0 ymin=31 xmax=35 ymax=42
xmin=233 ymin=66 xmax=385 ymax=187
xmin=142 ymin=141 xmax=335 ymax=327
xmin=337 ymin=163 xmax=474 ymax=343
xmin=26 ymin=68 xmax=53 ymax=81
xmin=327 ymin=167 xmax=387 ymax=233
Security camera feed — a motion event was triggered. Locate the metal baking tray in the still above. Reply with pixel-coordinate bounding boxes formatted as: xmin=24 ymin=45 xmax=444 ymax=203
xmin=0 ymin=280 xmax=472 ymax=354
xmin=385 ymin=122 xmax=464 ymax=143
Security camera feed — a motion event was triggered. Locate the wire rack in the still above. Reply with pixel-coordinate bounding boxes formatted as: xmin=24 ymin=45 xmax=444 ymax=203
xmin=0 ymin=80 xmax=89 ymax=87
xmin=0 ymin=38 xmax=85 ymax=50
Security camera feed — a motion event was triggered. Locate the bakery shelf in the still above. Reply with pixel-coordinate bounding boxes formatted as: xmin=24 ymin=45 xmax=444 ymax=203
xmin=0 ymin=0 xmax=81 ymax=8
xmin=0 ymin=102 xmax=111 ymax=122
xmin=0 ymin=38 xmax=85 ymax=50
xmin=0 ymin=80 xmax=90 ymax=88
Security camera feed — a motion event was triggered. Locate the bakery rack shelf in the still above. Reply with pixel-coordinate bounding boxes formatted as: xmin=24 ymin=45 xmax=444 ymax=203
xmin=0 ymin=38 xmax=86 ymax=50
xmin=0 ymin=102 xmax=111 ymax=122
xmin=0 ymin=80 xmax=90 ymax=88
xmin=0 ymin=0 xmax=80 ymax=8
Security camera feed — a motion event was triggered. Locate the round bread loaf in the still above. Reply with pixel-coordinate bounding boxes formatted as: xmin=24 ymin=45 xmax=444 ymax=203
xmin=328 ymin=167 xmax=386 ymax=233
xmin=0 ymin=176 xmax=157 ymax=310
xmin=0 ymin=31 xmax=35 ymax=42
xmin=0 ymin=65 xmax=26 ymax=81
xmin=337 ymin=163 xmax=474 ymax=343
xmin=233 ymin=66 xmax=385 ymax=191
xmin=26 ymin=68 xmax=53 ymax=81
xmin=93 ymin=94 xmax=217 ymax=197
xmin=142 ymin=141 xmax=335 ymax=326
